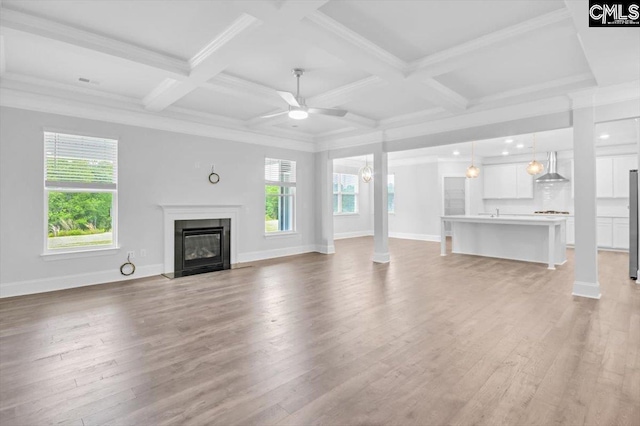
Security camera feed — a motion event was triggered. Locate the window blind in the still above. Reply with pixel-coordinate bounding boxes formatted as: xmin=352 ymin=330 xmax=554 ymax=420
xmin=265 ymin=158 xmax=296 ymax=184
xmin=45 ymin=132 xmax=117 ymax=189
xmin=340 ymin=174 xmax=359 ymax=194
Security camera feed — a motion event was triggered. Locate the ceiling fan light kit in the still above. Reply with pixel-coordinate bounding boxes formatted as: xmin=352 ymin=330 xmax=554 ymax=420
xmin=262 ymin=68 xmax=348 ymax=120
xmin=288 ymin=107 xmax=308 ymax=120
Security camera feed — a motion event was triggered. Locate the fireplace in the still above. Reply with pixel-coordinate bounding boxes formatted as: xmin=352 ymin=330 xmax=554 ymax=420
xmin=173 ymin=219 xmax=230 ymax=277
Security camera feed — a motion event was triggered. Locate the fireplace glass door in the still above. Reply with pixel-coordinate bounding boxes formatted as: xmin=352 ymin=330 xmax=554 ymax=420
xmin=182 ymin=227 xmax=223 ymax=270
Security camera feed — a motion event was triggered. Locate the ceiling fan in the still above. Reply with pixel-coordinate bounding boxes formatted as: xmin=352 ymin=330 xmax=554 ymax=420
xmin=261 ymin=68 xmax=348 ymax=120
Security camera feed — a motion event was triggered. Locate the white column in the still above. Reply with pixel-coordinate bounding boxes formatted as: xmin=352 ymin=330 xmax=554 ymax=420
xmin=315 ymin=151 xmax=335 ymax=254
xmin=572 ymin=106 xmax=601 ymax=298
xmin=372 ymin=149 xmax=389 ymax=263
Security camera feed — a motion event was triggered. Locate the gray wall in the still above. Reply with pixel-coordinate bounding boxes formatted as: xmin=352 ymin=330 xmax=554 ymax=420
xmin=0 ymin=107 xmax=316 ymax=293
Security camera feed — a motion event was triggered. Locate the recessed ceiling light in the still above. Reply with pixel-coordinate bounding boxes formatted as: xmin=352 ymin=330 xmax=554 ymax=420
xmin=502 ymin=151 xmax=509 ymax=156
xmin=516 ymin=143 xmax=524 ymax=148
xmin=453 ymin=150 xmax=460 ymax=156
xmin=505 ymin=139 xmax=514 ymax=144
xmin=599 ymin=133 xmax=610 ymax=139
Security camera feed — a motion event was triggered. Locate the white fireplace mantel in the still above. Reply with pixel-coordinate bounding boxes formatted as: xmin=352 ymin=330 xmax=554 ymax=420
xmin=160 ymin=204 xmax=241 ymax=274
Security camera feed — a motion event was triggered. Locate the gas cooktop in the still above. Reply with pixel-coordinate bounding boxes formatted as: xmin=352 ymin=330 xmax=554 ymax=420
xmin=534 ymin=210 xmax=570 ymax=215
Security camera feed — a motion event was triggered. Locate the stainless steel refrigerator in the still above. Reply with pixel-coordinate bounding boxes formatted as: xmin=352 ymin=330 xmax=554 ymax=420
xmin=630 ymin=170 xmax=638 ymax=280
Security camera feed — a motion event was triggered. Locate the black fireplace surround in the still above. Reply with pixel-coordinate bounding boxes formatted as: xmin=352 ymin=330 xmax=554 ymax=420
xmin=174 ymin=219 xmax=230 ymax=277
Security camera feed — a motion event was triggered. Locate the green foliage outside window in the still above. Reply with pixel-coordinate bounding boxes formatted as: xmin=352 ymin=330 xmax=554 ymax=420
xmin=48 ymin=192 xmax=112 ymax=237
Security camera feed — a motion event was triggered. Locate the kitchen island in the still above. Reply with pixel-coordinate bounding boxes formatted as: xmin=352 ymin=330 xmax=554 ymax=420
xmin=441 ymin=215 xmax=567 ymax=269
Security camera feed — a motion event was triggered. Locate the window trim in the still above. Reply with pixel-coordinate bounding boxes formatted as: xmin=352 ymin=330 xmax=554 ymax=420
xmin=43 ymin=131 xmax=118 ymax=255
xmin=264 ymin=158 xmax=297 ymax=234
xmin=333 ymin=172 xmax=360 ymax=215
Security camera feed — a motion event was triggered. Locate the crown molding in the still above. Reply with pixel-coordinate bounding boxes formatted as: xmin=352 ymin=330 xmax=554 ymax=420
xmin=378 ymin=107 xmax=449 ymax=128
xmin=317 ymin=130 xmax=385 ymax=152
xmin=188 ymin=13 xmax=262 ymax=69
xmin=0 ymin=81 xmax=316 ymax=152
xmin=470 ymin=73 xmax=595 ymax=107
xmin=388 ymin=155 xmax=440 ymax=167
xmin=569 ymin=80 xmax=640 ymax=109
xmin=0 ymin=7 xmax=189 ymax=77
xmin=305 ymin=11 xmax=407 ymax=72
xmin=408 ymin=8 xmax=573 ymax=77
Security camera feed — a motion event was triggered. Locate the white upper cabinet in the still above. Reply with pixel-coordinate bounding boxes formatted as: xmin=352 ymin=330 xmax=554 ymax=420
xmin=596 ymin=157 xmax=614 ymax=198
xmin=613 ymin=156 xmax=637 ymax=198
xmin=482 ymin=163 xmax=532 ymax=199
xmin=515 ymin=164 xmax=534 ymax=199
xmin=595 ymin=155 xmax=637 ymax=198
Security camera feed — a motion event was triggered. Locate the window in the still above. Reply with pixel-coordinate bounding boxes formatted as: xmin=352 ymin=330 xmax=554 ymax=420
xmin=45 ymin=132 xmax=117 ymax=251
xmin=265 ymin=158 xmax=296 ymax=233
xmin=388 ymin=174 xmax=395 ymax=213
xmin=333 ymin=173 xmax=359 ymax=214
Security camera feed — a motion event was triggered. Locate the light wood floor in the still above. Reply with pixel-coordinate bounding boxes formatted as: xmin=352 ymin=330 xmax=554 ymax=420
xmin=1 ymin=238 xmax=638 ymax=426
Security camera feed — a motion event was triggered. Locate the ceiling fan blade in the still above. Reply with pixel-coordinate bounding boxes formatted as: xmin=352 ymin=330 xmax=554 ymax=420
xmin=307 ymin=107 xmax=348 ymax=117
xmin=276 ymin=91 xmax=300 ymax=107
xmin=260 ymin=111 xmax=288 ymax=119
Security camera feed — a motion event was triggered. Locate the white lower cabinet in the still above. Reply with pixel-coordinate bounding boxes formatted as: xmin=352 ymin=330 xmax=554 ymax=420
xmin=613 ymin=218 xmax=630 ymax=249
xmin=597 ymin=218 xmax=613 ymax=248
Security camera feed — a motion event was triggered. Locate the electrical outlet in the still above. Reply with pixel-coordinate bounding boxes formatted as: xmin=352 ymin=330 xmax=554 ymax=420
xmin=126 ymin=251 xmax=135 ymax=259
xmin=195 ymin=162 xmax=200 ymax=169
xmin=140 ymin=249 xmax=147 ymax=257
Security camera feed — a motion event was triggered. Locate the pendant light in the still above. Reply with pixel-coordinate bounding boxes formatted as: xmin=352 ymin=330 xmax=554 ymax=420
xmin=526 ymin=133 xmax=544 ymax=175
xmin=360 ymin=156 xmax=373 ymax=183
xmin=466 ymin=141 xmax=479 ymax=178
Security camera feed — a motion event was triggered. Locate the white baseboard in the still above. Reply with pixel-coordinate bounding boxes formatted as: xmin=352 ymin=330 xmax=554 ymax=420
xmin=1 ymin=244 xmax=335 ymax=298
xmin=333 ymin=230 xmax=373 ymax=240
xmin=572 ymin=280 xmax=602 ymax=299
xmin=237 ymin=245 xmax=317 ymax=263
xmin=0 ymin=263 xmax=164 ymax=299
xmin=389 ymin=232 xmax=441 ymax=242
xmin=315 ymin=244 xmax=335 ymax=254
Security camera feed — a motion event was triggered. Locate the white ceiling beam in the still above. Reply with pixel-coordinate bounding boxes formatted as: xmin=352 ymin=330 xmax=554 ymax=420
xmin=407 ymin=8 xmax=573 ymax=79
xmin=297 ymin=11 xmax=469 ymax=113
xmin=304 ymin=11 xmax=406 ymax=80
xmin=306 ymin=76 xmax=388 ymax=107
xmin=143 ymin=13 xmax=262 ymax=111
xmin=201 ymin=73 xmax=284 ymax=108
xmin=143 ymin=0 xmax=329 ymax=112
xmin=0 ymin=7 xmax=189 ymax=77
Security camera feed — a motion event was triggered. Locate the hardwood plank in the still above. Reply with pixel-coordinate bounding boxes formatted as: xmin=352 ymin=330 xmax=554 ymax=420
xmin=0 ymin=238 xmax=636 ymax=426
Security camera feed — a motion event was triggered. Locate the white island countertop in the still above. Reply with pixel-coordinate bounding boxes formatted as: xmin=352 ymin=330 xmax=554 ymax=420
xmin=442 ymin=215 xmax=567 ymax=225
xmin=441 ymin=215 xmax=567 ymax=269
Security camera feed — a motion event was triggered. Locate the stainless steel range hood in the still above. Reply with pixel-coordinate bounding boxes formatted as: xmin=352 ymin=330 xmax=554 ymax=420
xmin=536 ymin=152 xmax=569 ymax=183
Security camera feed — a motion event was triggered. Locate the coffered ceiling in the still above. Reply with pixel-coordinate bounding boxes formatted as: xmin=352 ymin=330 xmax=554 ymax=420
xmin=0 ymin=0 xmax=638 ymax=151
